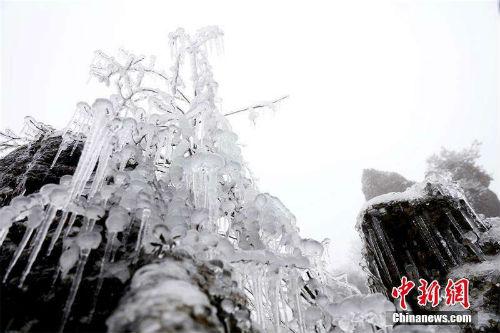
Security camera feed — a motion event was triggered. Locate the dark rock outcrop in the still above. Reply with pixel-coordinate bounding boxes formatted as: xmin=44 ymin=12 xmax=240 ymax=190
xmin=0 ymin=220 xmax=131 ymax=332
xmin=0 ymin=136 xmax=121 ymax=332
xmin=358 ymin=181 xmax=500 ymax=332
xmin=358 ymin=181 xmax=486 ymax=300
xmin=361 ymin=169 xmax=415 ymax=201
xmin=0 ymin=136 xmax=83 ymax=207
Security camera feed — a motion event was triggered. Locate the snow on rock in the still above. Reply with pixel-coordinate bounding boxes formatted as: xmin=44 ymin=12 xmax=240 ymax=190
xmin=107 ymin=256 xmax=255 ymax=333
xmin=358 ymin=175 xmax=500 ymax=331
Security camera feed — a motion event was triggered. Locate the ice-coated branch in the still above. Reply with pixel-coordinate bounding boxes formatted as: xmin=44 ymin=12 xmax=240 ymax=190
xmin=224 ymin=95 xmax=289 ymax=117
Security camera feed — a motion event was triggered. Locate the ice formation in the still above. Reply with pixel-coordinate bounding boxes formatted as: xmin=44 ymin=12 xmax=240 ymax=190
xmin=0 ymin=27 xmax=391 ymax=333
xmin=357 ymin=174 xmax=500 ymax=328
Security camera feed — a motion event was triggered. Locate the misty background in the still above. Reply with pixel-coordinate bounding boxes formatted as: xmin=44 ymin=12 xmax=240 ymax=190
xmin=1 ymin=0 xmax=498 ymax=266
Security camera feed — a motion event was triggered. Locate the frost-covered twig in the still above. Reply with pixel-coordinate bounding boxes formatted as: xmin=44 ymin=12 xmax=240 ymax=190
xmin=0 ymin=117 xmax=54 ymax=157
xmin=224 ymin=95 xmax=289 ymax=116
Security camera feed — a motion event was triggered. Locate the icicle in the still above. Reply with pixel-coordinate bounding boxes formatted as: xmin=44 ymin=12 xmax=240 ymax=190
xmin=253 ymin=267 xmax=266 ymax=329
xmin=272 ymin=269 xmax=281 ymax=333
xmin=50 ymin=243 xmax=79 ymax=292
xmin=47 ymin=211 xmax=71 ymax=255
xmin=59 ymin=245 xmax=80 ymax=279
xmin=84 ymin=206 xmax=105 ymax=232
xmin=3 ymin=205 xmax=44 ymax=283
xmin=71 ymin=135 xmax=110 ymax=201
xmin=63 ymin=213 xmax=79 ymax=238
xmin=59 ymin=250 xmax=87 ymax=332
xmin=293 ymin=275 xmax=306 ymax=333
xmin=413 ymin=216 xmax=447 ymax=268
xmin=50 ymin=141 xmax=67 ymax=169
xmin=88 ymin=219 xmax=97 ymax=232
xmin=59 ymin=231 xmax=101 ymax=333
xmin=0 ymin=228 xmax=9 ymax=248
xmin=462 ymin=231 xmax=485 ymax=261
xmin=445 ymin=210 xmax=464 ymax=234
xmin=0 ymin=206 xmax=15 ymax=247
xmin=87 ymin=232 xmax=115 ymax=321
xmin=442 ymin=228 xmax=465 ymax=264
xmin=370 ymin=217 xmax=400 ymax=277
xmin=89 ymin=138 xmax=114 ymax=198
xmin=109 ymin=239 xmax=121 ymax=263
xmin=135 ymin=209 xmax=150 ymax=253
xmin=367 ymin=228 xmax=392 ymax=286
xmin=434 ymin=228 xmax=458 ymax=266
xmin=185 ymin=152 xmax=224 ymax=226
xmin=88 ymin=206 xmax=128 ymax=320
xmin=68 ymin=99 xmax=113 ymax=201
xmin=117 ymin=215 xmax=135 ymax=259
xmin=404 ymin=249 xmax=420 ymax=280
xmin=19 ymin=205 xmax=58 ymax=287
xmin=466 ymin=241 xmax=485 ymax=261
xmin=70 ymin=140 xmax=79 ymax=156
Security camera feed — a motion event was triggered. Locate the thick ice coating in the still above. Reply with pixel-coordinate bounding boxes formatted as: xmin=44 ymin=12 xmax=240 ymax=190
xmin=0 ymin=26 xmax=386 ymax=333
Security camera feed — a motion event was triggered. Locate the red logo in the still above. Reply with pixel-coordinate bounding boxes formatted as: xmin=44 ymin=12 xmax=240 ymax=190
xmin=391 ymin=276 xmax=415 ymax=310
xmin=417 ymin=279 xmax=441 ymax=307
xmin=445 ymin=278 xmax=470 ymax=309
xmin=392 ymin=277 xmax=470 ymax=310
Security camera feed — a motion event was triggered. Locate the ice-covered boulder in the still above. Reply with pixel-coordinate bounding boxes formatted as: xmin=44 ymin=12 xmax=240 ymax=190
xmin=358 ymin=179 xmax=500 ymax=332
xmin=107 ymin=255 xmax=256 ymax=333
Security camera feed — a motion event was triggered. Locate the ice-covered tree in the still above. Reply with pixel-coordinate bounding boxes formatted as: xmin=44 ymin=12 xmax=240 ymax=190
xmin=426 ymin=142 xmax=500 ymax=217
xmin=0 ymin=27 xmax=393 ymax=333
xmin=426 ymin=141 xmax=492 ymax=189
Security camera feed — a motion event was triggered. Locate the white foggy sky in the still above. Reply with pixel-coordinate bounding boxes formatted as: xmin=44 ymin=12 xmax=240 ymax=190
xmin=1 ymin=0 xmax=498 ymax=263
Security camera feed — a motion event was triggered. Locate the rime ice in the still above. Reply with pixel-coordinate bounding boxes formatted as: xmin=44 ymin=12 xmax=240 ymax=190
xmin=0 ymin=26 xmax=384 ymax=333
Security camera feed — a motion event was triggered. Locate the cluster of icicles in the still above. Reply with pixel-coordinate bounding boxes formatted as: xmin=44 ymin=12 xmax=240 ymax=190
xmin=0 ymin=27 xmax=392 ymax=333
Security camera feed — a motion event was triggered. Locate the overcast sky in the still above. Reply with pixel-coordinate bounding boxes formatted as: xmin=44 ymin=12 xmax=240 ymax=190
xmin=1 ymin=0 xmax=498 ymax=264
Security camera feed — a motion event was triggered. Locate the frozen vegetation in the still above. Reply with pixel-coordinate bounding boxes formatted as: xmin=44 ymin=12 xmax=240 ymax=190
xmin=426 ymin=143 xmax=500 ymax=218
xmin=0 ymin=27 xmax=394 ymax=333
